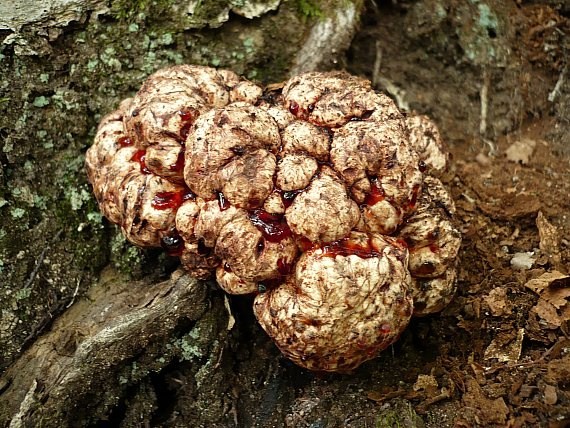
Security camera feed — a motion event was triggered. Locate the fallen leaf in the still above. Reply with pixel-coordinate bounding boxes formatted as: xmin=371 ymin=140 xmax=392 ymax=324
xmin=536 ymin=211 xmax=561 ymax=267
xmin=413 ymin=374 xmax=438 ymax=393
xmin=483 ymin=287 xmax=511 ymax=316
xmin=525 ymin=271 xmax=570 ymax=327
xmin=366 ymin=388 xmax=406 ymax=403
xmin=484 ymin=328 xmax=525 ymax=362
xmin=525 ymin=271 xmax=569 ymax=293
xmin=543 ymin=384 xmax=557 ymax=405
xmin=533 ymin=298 xmax=564 ymax=328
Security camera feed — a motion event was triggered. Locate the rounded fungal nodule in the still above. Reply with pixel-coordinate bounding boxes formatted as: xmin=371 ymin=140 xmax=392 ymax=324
xmin=86 ymin=65 xmax=461 ymax=372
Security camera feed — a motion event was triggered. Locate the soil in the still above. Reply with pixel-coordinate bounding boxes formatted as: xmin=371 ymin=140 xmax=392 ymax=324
xmin=2 ymin=1 xmax=569 ymax=427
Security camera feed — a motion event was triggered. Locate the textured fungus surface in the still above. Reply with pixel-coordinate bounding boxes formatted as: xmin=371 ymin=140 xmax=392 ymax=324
xmin=86 ymin=65 xmax=461 ymax=371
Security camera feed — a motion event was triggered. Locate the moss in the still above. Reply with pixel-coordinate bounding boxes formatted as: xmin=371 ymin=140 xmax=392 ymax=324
xmin=111 ymin=0 xmax=176 ymax=22
xmin=109 ymin=232 xmax=145 ymax=277
xmin=375 ymin=400 xmax=424 ymax=428
xmin=297 ymin=0 xmax=324 ymax=19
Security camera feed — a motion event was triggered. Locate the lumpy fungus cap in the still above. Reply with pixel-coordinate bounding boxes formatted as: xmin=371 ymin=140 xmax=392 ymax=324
xmin=86 ymin=65 xmax=461 ymax=372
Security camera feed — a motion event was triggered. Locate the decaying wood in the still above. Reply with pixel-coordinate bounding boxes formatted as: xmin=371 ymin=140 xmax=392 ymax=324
xmin=0 ymin=269 xmax=214 ymax=426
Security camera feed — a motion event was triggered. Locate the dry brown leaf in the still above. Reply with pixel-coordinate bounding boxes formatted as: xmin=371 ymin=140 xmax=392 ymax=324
xmin=484 ymin=328 xmax=525 ymax=362
xmin=525 ymin=271 xmax=570 ymax=327
xmin=413 ymin=374 xmax=439 ymax=393
xmin=366 ymin=388 xmax=406 ymax=403
xmin=533 ymin=299 xmax=564 ymax=327
xmin=543 ymin=384 xmax=558 ymax=405
xmin=483 ymin=287 xmax=511 ymax=316
xmin=525 ymin=271 xmax=569 ymax=294
xmin=536 ymin=211 xmax=561 ymax=266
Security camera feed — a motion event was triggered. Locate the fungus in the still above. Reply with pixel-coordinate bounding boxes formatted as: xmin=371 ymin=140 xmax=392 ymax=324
xmin=86 ymin=65 xmax=461 ymax=372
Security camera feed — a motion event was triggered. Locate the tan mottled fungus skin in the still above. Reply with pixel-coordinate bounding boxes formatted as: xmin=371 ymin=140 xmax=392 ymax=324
xmin=86 ymin=65 xmax=461 ymax=372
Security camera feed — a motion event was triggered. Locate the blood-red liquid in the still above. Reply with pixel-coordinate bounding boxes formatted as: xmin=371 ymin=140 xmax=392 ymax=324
xmin=289 ymin=101 xmax=299 ymax=116
xmin=414 ymin=262 xmax=436 ymax=276
xmin=179 ymin=110 xmax=194 ymax=122
xmin=131 ymin=150 xmax=151 ymax=174
xmin=249 ymin=209 xmax=292 ymax=243
xmin=180 ymin=123 xmax=192 ymax=141
xmin=117 ymin=136 xmax=133 ymax=147
xmin=280 ymin=189 xmax=301 ymax=208
xmin=364 ymin=180 xmax=385 ymax=206
xmin=161 ymin=230 xmax=184 ymax=256
xmin=320 ymin=236 xmax=381 ymax=259
xmin=217 ymin=192 xmax=230 ymax=211
xmin=151 ymin=188 xmax=195 ymax=210
xmin=170 ymin=150 xmax=185 ymax=172
xmin=297 ymin=236 xmax=315 ymax=252
xmin=179 ymin=109 xmax=198 ymax=141
xmin=429 ymin=243 xmax=440 ymax=253
xmin=277 ymin=258 xmax=293 ymax=276
xmin=404 ymin=184 xmax=421 ymax=211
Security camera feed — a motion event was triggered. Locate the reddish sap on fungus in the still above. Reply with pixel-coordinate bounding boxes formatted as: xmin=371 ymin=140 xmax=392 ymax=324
xmin=179 ymin=110 xmax=194 ymax=122
xmin=131 ymin=150 xmax=151 ymax=174
xmin=277 ymin=258 xmax=293 ymax=276
xmin=403 ymin=184 xmax=421 ymax=211
xmin=249 ymin=209 xmax=292 ymax=243
xmin=217 ymin=191 xmax=230 ymax=211
xmin=364 ymin=180 xmax=385 ymax=206
xmin=289 ymin=101 xmax=299 ymax=116
xmin=161 ymin=230 xmax=184 ymax=256
xmin=170 ymin=150 xmax=185 ymax=172
xmin=320 ymin=236 xmax=381 ymax=259
xmin=179 ymin=109 xmax=198 ymax=141
xmin=117 ymin=136 xmax=133 ymax=147
xmin=414 ymin=262 xmax=437 ymax=276
xmin=297 ymin=236 xmax=315 ymax=252
xmin=280 ymin=189 xmax=302 ymax=208
xmin=152 ymin=188 xmax=195 ymax=210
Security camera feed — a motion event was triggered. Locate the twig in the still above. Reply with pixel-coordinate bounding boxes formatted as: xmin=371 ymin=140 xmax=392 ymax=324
xmin=479 ymin=68 xmax=490 ymax=137
xmin=548 ymin=65 xmax=567 ymax=102
xmin=66 ymin=278 xmax=81 ymax=309
xmin=372 ymin=40 xmax=382 ymax=88
xmin=23 ymin=229 xmax=63 ymax=290
xmin=372 ymin=41 xmax=410 ymax=111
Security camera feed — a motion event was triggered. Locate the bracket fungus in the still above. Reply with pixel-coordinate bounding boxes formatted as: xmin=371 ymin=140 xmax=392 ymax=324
xmin=86 ymin=65 xmax=461 ymax=372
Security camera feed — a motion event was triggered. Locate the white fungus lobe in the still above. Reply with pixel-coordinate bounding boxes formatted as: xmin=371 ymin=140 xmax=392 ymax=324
xmin=86 ymin=65 xmax=461 ymax=372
